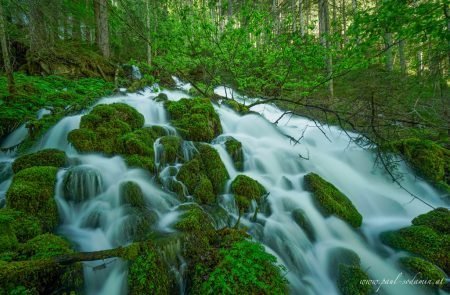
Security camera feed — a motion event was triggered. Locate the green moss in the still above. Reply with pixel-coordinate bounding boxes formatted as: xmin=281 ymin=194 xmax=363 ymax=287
xmin=197 ymin=144 xmax=229 ymax=194
xmin=0 ymin=216 xmax=18 ymax=253
xmin=221 ymin=99 xmax=250 ymax=114
xmin=128 ymin=244 xmax=171 ymax=295
xmin=159 ymin=136 xmax=183 ymax=165
xmin=381 ymin=225 xmax=449 ymax=273
xmin=224 ymin=137 xmax=244 ymax=171
xmin=292 ymin=208 xmax=315 ymax=241
xmin=0 ymin=209 xmax=41 ymax=242
xmin=337 ymin=264 xmax=372 ymax=295
xmin=399 ymin=257 xmax=446 ymax=288
xmin=165 ymin=98 xmax=223 ymax=142
xmin=231 ymin=175 xmax=267 ymax=211
xmin=12 ymin=149 xmax=67 ymax=173
xmin=120 ymin=208 xmax=156 ymax=243
xmin=124 ymin=155 xmax=155 ymax=172
xmin=120 ymin=181 xmax=146 ymax=208
xmin=6 ymin=167 xmax=59 ymax=232
xmin=304 ymin=173 xmax=362 ymax=228
xmin=121 ymin=128 xmax=156 ymax=156
xmin=177 ymin=159 xmax=202 ymax=193
xmin=412 ymin=207 xmax=449 ymax=233
xmin=193 ymin=175 xmax=215 ymax=205
xmin=389 ymin=138 xmax=449 ymax=192
xmin=175 ymin=204 xmax=215 ymax=232
xmin=196 ymin=240 xmax=288 ymax=295
xmin=20 ymin=234 xmax=73 ymax=260
xmin=80 ymin=103 xmax=144 ymax=130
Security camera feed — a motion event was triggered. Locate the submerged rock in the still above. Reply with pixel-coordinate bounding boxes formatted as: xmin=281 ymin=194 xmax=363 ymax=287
xmin=12 ymin=149 xmax=67 ymax=173
xmin=63 ymin=165 xmax=104 ymax=203
xmin=230 ymin=175 xmax=267 ymax=212
xmin=6 ymin=166 xmax=59 ymax=232
xmin=304 ymin=173 xmax=362 ymax=228
xmin=292 ymin=208 xmax=315 ymax=241
xmin=165 ymin=98 xmax=222 ymax=142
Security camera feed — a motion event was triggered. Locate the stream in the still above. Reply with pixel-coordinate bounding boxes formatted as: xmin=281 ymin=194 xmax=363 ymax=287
xmin=0 ymin=79 xmax=448 ymax=295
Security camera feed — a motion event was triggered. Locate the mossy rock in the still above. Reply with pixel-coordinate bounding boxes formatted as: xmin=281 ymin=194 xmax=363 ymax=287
xmin=175 ymin=204 xmax=215 ymax=232
xmin=128 ymin=244 xmax=171 ymax=295
xmin=412 ymin=207 xmax=449 ymax=234
xmin=197 ymin=144 xmax=229 ymax=194
xmin=304 ymin=173 xmax=362 ymax=228
xmin=0 ymin=217 xmax=18 ymax=253
xmin=20 ymin=233 xmax=74 ymax=260
xmin=399 ymin=257 xmax=446 ymax=288
xmin=221 ymin=99 xmax=250 ymax=114
xmin=337 ymin=264 xmax=372 ymax=295
xmin=177 ymin=159 xmax=202 ymax=194
xmin=121 ymin=128 xmax=156 ymax=156
xmin=12 ymin=149 xmax=67 ymax=173
xmin=193 ymin=175 xmax=215 ymax=205
xmin=165 ymin=98 xmax=222 ymax=142
xmin=0 ymin=209 xmax=41 ymax=243
xmin=81 ymin=103 xmax=144 ymax=130
xmin=292 ymin=208 xmax=315 ymax=241
xmin=6 ymin=167 xmax=59 ymax=232
xmin=120 ymin=208 xmax=157 ymax=243
xmin=381 ymin=225 xmax=449 ymax=273
xmin=120 ymin=181 xmax=146 ymax=209
xmin=224 ymin=137 xmax=244 ymax=171
xmin=158 ymin=136 xmax=183 ymax=165
xmin=63 ymin=165 xmax=104 ymax=203
xmin=124 ymin=155 xmax=155 ymax=172
xmin=389 ymin=138 xmax=450 ymax=192
xmin=195 ymin=240 xmax=288 ymax=294
xmin=0 ymin=258 xmax=83 ymax=294
xmin=154 ymin=93 xmax=168 ymax=102
xmin=231 ymin=175 xmax=267 ymax=212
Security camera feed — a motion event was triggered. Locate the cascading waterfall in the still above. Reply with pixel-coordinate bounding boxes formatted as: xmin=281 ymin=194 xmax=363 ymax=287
xmin=0 ymin=81 xmax=447 ymax=294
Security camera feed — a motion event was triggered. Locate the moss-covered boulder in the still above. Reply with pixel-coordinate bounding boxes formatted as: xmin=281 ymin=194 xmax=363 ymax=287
xmin=12 ymin=149 xmax=67 ymax=173
xmin=165 ymin=98 xmax=222 ymax=142
xmin=128 ymin=244 xmax=171 ymax=295
xmin=158 ymin=136 xmax=183 ymax=165
xmin=337 ymin=264 xmax=372 ymax=295
xmin=20 ymin=234 xmax=74 ymax=260
xmin=389 ymin=139 xmax=450 ymax=193
xmin=195 ymin=239 xmax=288 ymax=294
xmin=68 ymin=103 xmax=145 ymax=155
xmin=224 ymin=137 xmax=244 ymax=171
xmin=175 ymin=204 xmax=215 ymax=232
xmin=304 ymin=173 xmax=362 ymax=228
xmin=120 ymin=181 xmax=146 ymax=208
xmin=399 ymin=257 xmax=446 ymax=288
xmin=124 ymin=155 xmax=155 ymax=172
xmin=176 ymin=144 xmax=229 ymax=204
xmin=6 ymin=167 xmax=59 ymax=232
xmin=292 ymin=208 xmax=315 ymax=241
xmin=0 ymin=209 xmax=41 ymax=243
xmin=231 ymin=175 xmax=267 ymax=212
xmin=412 ymin=207 xmax=449 ymax=233
xmin=0 ymin=216 xmax=18 ymax=253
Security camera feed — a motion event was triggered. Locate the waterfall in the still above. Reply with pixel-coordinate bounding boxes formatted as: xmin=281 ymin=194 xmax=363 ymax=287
xmin=0 ymin=78 xmax=447 ymax=294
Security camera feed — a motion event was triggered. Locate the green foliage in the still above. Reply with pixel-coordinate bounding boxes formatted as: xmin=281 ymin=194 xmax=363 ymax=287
xmin=304 ymin=173 xmax=362 ymax=228
xmin=231 ymin=175 xmax=267 ymax=212
xmin=175 ymin=204 xmax=215 ymax=233
xmin=165 ymin=98 xmax=222 ymax=142
xmin=6 ymin=167 xmax=59 ymax=232
xmin=224 ymin=137 xmax=244 ymax=171
xmin=12 ymin=149 xmax=67 ymax=173
xmin=337 ymin=264 xmax=372 ymax=295
xmin=197 ymin=240 xmax=288 ymax=295
xmin=128 ymin=245 xmax=171 ymax=295
xmin=399 ymin=257 xmax=446 ymax=288
xmin=221 ymin=100 xmax=250 ymax=115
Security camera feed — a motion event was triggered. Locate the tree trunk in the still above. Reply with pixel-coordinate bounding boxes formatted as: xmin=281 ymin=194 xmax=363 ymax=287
xmin=0 ymin=1 xmax=14 ymax=97
xmin=399 ymin=39 xmax=406 ymax=74
xmin=341 ymin=0 xmax=347 ymax=45
xmin=352 ymin=0 xmax=357 ymax=13
xmin=318 ymin=0 xmax=333 ymax=98
xmin=29 ymin=0 xmax=46 ymax=53
xmin=292 ymin=0 xmax=296 ymax=32
xmin=299 ymin=0 xmax=305 ymax=36
xmin=94 ymin=0 xmax=110 ymax=58
xmin=384 ymin=32 xmax=393 ymax=72
xmin=146 ymin=0 xmax=152 ymax=66
xmin=228 ymin=0 xmax=232 ymax=18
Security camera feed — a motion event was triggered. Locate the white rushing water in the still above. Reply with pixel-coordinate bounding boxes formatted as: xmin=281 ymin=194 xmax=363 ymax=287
xmin=0 ymin=81 xmax=448 ymax=294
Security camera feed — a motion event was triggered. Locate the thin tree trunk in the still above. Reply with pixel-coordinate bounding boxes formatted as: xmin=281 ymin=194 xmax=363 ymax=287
xmin=94 ymin=0 xmax=110 ymax=58
xmin=352 ymin=0 xmax=357 ymax=13
xmin=318 ymin=0 xmax=333 ymax=98
xmin=341 ymin=0 xmax=347 ymax=45
xmin=29 ymin=0 xmax=46 ymax=53
xmin=399 ymin=39 xmax=406 ymax=74
xmin=228 ymin=0 xmax=232 ymax=18
xmin=299 ymin=0 xmax=305 ymax=36
xmin=0 ymin=1 xmax=14 ymax=97
xmin=146 ymin=0 xmax=152 ymax=66
xmin=384 ymin=32 xmax=393 ymax=71
xmin=292 ymin=0 xmax=296 ymax=32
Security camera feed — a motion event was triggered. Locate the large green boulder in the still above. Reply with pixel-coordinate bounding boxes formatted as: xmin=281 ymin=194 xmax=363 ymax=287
xmin=12 ymin=149 xmax=67 ymax=173
xmin=399 ymin=257 xmax=446 ymax=288
xmin=6 ymin=167 xmax=59 ymax=232
xmin=224 ymin=137 xmax=244 ymax=171
xmin=165 ymin=98 xmax=222 ymax=142
xmin=304 ymin=173 xmax=362 ymax=228
xmin=231 ymin=175 xmax=267 ymax=212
